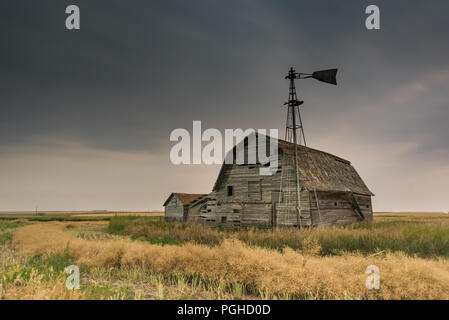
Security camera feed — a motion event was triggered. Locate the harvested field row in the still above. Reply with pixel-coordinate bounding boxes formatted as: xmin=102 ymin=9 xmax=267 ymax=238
xmin=12 ymin=222 xmax=449 ymax=300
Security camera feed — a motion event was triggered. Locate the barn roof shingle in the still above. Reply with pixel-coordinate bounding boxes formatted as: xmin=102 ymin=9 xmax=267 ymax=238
xmin=278 ymin=140 xmax=373 ymax=196
xmin=163 ymin=193 xmax=207 ymax=207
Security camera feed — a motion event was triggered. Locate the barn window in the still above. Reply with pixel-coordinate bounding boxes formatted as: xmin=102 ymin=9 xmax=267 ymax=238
xmin=334 ymin=202 xmax=338 ymax=206
xmin=233 ymin=209 xmax=240 ymax=213
xmin=221 ymin=216 xmax=227 ymax=223
xmin=227 ymin=186 xmax=233 ymax=196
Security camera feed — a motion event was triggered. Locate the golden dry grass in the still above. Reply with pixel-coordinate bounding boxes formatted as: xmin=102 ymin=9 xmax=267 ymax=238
xmin=374 ymin=211 xmax=447 ymax=217
xmin=1 ymin=273 xmax=85 ymax=300
xmin=12 ymin=222 xmax=449 ymax=300
xmin=375 ymin=212 xmax=448 ymax=217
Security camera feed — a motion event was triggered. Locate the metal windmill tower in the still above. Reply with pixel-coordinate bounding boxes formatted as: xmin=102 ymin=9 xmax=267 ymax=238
xmin=285 ymin=67 xmax=307 ymax=146
xmin=279 ymin=67 xmax=338 ymax=228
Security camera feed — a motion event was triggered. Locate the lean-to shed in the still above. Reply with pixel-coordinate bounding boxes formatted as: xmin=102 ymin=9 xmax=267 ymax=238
xmin=163 ymin=193 xmax=206 ymax=222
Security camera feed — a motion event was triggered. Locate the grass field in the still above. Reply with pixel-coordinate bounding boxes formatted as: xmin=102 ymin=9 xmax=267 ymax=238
xmin=0 ymin=211 xmax=163 ymax=222
xmin=1 ymin=212 xmax=448 ymax=300
xmin=72 ymin=212 xmax=163 ymax=217
xmin=107 ymin=213 xmax=449 ymax=258
xmin=0 ymin=211 xmax=162 ymax=219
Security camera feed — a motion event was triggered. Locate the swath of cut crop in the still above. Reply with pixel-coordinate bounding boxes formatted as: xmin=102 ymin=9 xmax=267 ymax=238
xmin=13 ymin=222 xmax=449 ymax=300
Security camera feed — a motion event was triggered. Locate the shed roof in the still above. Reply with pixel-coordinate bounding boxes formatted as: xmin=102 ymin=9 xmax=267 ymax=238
xmin=213 ymin=135 xmax=373 ymax=196
xmin=163 ymin=193 xmax=207 ymax=207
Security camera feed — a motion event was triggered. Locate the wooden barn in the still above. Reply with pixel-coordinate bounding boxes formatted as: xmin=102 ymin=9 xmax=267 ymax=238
xmin=185 ymin=134 xmax=374 ymax=228
xmin=163 ymin=193 xmax=206 ymax=222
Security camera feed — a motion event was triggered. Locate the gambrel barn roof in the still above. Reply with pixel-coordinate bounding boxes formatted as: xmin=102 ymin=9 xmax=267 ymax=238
xmin=278 ymin=140 xmax=373 ymax=196
xmin=213 ymin=135 xmax=373 ymax=196
xmin=163 ymin=193 xmax=207 ymax=207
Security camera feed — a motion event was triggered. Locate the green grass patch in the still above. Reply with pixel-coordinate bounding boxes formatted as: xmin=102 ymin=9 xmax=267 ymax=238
xmin=0 ymin=216 xmax=111 ymax=222
xmin=0 ymin=251 xmax=138 ymax=299
xmin=107 ymin=216 xmax=449 ymax=259
xmin=0 ymin=220 xmax=28 ymax=245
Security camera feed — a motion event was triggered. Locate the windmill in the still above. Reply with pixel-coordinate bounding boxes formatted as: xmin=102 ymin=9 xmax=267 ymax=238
xmin=279 ymin=67 xmax=338 ymax=228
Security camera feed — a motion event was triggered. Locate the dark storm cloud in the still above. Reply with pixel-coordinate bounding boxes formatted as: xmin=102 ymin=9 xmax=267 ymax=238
xmin=1 ymin=1 xmax=448 ymax=210
xmin=0 ymin=0 xmax=292 ymax=150
xmin=1 ymin=0 xmax=448 ymax=153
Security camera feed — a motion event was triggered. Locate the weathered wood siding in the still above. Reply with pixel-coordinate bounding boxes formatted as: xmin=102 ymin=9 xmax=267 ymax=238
xmin=272 ymin=152 xmax=312 ymax=227
xmin=205 ymin=143 xmax=313 ymax=228
xmin=164 ymin=196 xmax=184 ymax=221
xmin=212 ymin=142 xmax=281 ymax=228
xmin=354 ymin=194 xmax=373 ymax=221
xmin=187 ymin=198 xmax=273 ymax=228
xmin=274 ymin=189 xmax=311 ymax=227
xmin=308 ymin=191 xmax=373 ymax=226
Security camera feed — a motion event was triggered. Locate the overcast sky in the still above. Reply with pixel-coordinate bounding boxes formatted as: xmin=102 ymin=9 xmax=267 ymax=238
xmin=1 ymin=1 xmax=448 ymax=212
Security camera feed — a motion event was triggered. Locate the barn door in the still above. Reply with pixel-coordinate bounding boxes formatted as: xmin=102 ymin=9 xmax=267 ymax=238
xmin=349 ymin=193 xmax=365 ymax=220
